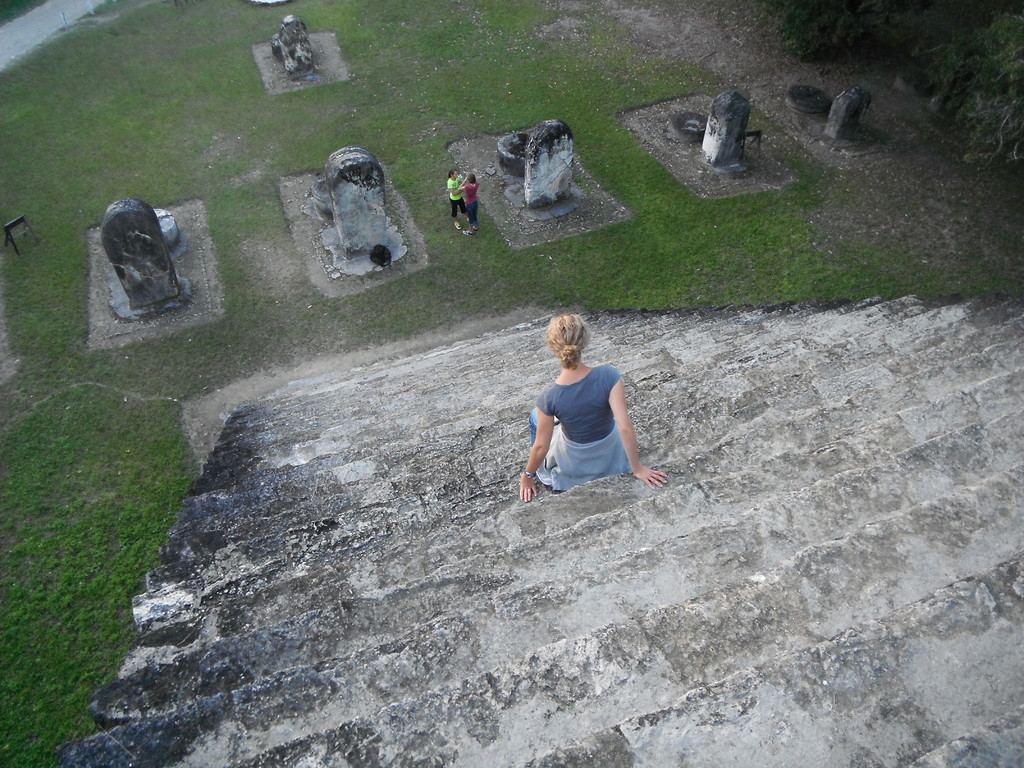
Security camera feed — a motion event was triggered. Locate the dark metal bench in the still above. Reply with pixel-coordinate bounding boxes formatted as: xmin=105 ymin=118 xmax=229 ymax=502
xmin=4 ymin=215 xmax=39 ymax=256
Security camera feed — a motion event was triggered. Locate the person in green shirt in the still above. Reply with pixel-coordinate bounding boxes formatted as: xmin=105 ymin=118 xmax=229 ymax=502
xmin=446 ymin=169 xmax=469 ymax=230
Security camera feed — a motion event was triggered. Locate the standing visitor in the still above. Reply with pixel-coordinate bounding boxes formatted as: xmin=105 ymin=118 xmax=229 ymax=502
xmin=446 ymin=169 xmax=468 ymax=230
xmin=460 ymin=173 xmax=480 ymax=235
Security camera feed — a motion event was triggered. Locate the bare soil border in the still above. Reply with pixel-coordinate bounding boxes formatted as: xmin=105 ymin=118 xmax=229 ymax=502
xmin=278 ymin=172 xmax=429 ymax=299
xmin=86 ymin=199 xmax=224 ymax=350
xmin=251 ymin=31 xmax=350 ymax=96
xmin=448 ymin=134 xmax=633 ymax=249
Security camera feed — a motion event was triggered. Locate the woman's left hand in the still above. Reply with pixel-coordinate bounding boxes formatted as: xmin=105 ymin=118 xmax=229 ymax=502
xmin=520 ymin=473 xmax=538 ymax=502
xmin=633 ymin=466 xmax=668 ymax=488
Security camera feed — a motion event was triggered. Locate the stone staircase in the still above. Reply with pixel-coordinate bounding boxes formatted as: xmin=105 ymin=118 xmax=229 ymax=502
xmin=57 ymin=296 xmax=1024 ymax=767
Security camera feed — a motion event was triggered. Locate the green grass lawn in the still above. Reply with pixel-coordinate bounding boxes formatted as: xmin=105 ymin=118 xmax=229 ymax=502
xmin=1 ymin=0 xmax=1021 ymax=765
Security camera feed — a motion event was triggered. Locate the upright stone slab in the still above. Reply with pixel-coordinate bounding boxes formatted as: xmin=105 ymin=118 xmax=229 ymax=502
xmin=825 ymin=85 xmax=871 ymax=141
xmin=523 ymin=119 xmax=574 ymax=209
xmin=702 ymin=90 xmax=750 ymax=170
xmin=322 ymin=146 xmax=388 ymax=262
xmin=100 ymin=198 xmax=181 ymax=310
xmin=270 ymin=15 xmax=314 ymax=77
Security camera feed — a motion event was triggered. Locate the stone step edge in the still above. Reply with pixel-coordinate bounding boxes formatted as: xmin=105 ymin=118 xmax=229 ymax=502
xmin=175 ymin=346 xmax=1024 ymax=552
xmin=907 ymin=702 xmax=1024 ymax=768
xmin=127 ymin=408 xmax=1023 ymax=673
xmin=220 ymin=552 xmax=1024 ymax=768
xmin=143 ymin=400 xmax=1024 ymax=631
xmin=85 ymin=466 xmax=1024 ymax=761
xmin=208 ymin=310 xmax=1023 ymax=476
xmin=514 ymin=554 xmax=1024 ymax=768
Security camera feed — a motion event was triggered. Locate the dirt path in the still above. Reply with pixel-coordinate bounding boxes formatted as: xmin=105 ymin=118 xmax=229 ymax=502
xmin=0 ymin=0 xmax=106 ymax=71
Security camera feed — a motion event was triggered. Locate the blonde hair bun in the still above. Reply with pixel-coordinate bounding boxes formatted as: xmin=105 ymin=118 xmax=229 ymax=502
xmin=545 ymin=314 xmax=590 ymax=369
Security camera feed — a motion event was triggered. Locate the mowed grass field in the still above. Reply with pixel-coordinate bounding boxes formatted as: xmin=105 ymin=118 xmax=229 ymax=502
xmin=1 ymin=0 xmax=1021 ymax=765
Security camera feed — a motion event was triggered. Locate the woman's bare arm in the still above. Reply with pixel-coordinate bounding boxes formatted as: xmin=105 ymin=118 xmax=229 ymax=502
xmin=609 ymin=381 xmax=667 ymax=488
xmin=520 ymin=410 xmax=555 ymax=501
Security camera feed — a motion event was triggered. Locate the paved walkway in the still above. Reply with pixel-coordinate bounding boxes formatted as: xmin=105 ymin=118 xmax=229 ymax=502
xmin=1 ymin=0 xmax=105 ymax=72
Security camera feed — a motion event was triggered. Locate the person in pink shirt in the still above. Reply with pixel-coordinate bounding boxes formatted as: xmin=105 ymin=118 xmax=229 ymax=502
xmin=459 ymin=173 xmax=480 ymax=235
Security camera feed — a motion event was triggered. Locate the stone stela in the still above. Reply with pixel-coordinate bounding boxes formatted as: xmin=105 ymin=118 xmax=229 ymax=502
xmin=306 ymin=146 xmax=407 ymax=277
xmin=702 ymin=90 xmax=751 ymax=172
xmin=825 ymin=85 xmax=872 ymax=142
xmin=785 ymin=83 xmax=873 ymax=145
xmin=271 ymin=15 xmax=314 ymax=79
xmin=496 ymin=119 xmax=580 ymax=218
xmin=100 ymin=198 xmax=189 ymax=316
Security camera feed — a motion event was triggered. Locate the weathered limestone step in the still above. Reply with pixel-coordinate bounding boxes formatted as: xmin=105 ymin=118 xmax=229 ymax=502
xmin=908 ymin=704 xmax=1024 ymax=767
xmin=199 ymin=298 xmax=1021 ymax=486
xmin=704 ymin=408 xmax=1024 ymax=514
xmin=94 ymin=482 xmax=714 ymax=723
xmin=56 ymin=296 xmax=1024 ymax=767
xmin=203 ymin=314 xmax=1024 ymax=539
xmin=218 ymin=299 xmax=1023 ymax=468
xmin=685 ymin=369 xmax=1015 ymax=486
xmin=122 ymin=406 xmax=1013 ymax=699
xmin=221 ymin=532 xmax=1024 ymax=767
xmin=116 ymin=404 xmax=1024 ymax=707
xmin=519 ymin=556 xmax=1024 ymax=768
xmin=79 ymin=465 xmax=1024 ymax=766
xmin=145 ymin=357 xmax=1024 ymax=623
xmin=184 ymin=309 xmax=1024 ymax=573
xmin=659 ymin=307 xmax=1020 ymax=404
xmin=658 ymin=339 xmax=1024 ymax=469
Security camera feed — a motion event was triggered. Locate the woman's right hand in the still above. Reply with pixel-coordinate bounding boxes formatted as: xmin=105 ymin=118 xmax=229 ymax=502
xmin=633 ymin=466 xmax=668 ymax=488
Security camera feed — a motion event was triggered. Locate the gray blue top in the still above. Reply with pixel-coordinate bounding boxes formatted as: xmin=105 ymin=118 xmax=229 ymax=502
xmin=535 ymin=365 xmax=621 ymax=444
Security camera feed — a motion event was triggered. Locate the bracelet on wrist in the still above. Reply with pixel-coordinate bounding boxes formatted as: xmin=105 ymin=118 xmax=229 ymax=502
xmin=522 ymin=471 xmax=537 ymax=479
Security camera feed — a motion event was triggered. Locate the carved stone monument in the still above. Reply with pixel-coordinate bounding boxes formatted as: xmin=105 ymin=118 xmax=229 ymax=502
xmin=702 ymin=90 xmax=750 ymax=171
xmin=523 ymin=120 xmax=574 ymax=208
xmin=270 ymin=15 xmax=314 ymax=77
xmin=825 ymin=85 xmax=871 ymax=141
xmin=493 ymin=120 xmax=580 ymax=218
xmin=786 ymin=85 xmax=831 ymax=115
xmin=100 ymin=198 xmax=182 ymax=311
xmin=309 ymin=146 xmax=407 ymax=275
xmin=671 ymin=110 xmax=707 ymax=143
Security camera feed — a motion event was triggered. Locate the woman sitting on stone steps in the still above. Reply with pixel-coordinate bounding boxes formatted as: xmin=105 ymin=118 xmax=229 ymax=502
xmin=519 ymin=314 xmax=668 ymax=502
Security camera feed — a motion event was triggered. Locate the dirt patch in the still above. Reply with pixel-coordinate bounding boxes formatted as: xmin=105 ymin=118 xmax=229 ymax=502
xmin=619 ymin=95 xmax=798 ymax=199
xmin=278 ymin=171 xmax=429 ymax=299
xmin=562 ymin=0 xmax=1023 ymax=277
xmin=251 ymin=31 xmax=350 ymax=95
xmin=448 ymin=134 xmax=632 ymax=249
xmin=86 ymin=199 xmax=224 ymax=350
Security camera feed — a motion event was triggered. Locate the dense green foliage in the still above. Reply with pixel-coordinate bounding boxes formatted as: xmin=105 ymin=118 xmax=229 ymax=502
xmin=760 ymin=0 xmax=931 ymax=59
xmin=0 ymin=1 xmax=1020 ymax=766
xmin=758 ymin=0 xmax=1022 ymax=163
xmin=929 ymin=12 xmax=1024 ymax=162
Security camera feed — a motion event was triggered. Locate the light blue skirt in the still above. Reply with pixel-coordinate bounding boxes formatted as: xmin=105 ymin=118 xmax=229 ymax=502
xmin=536 ymin=421 xmax=631 ymax=492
